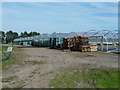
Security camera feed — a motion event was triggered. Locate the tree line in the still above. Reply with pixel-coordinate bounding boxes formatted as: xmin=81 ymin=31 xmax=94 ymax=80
xmin=0 ymin=30 xmax=40 ymax=43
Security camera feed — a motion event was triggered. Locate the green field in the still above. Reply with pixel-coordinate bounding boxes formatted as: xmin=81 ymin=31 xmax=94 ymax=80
xmin=50 ymin=69 xmax=119 ymax=88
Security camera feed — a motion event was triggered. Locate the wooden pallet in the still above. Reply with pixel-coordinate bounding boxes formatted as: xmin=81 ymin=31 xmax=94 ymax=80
xmin=90 ymin=45 xmax=98 ymax=51
xmin=61 ymin=35 xmax=98 ymax=52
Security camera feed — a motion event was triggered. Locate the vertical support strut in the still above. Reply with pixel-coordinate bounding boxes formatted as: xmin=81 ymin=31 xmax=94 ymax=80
xmin=101 ymin=36 xmax=104 ymax=52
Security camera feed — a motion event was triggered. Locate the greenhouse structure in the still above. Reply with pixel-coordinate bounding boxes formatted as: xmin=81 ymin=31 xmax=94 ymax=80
xmin=14 ymin=30 xmax=119 ymax=53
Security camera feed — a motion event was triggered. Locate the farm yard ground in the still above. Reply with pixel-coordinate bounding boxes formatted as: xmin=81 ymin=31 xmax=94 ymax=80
xmin=2 ymin=45 xmax=119 ymax=88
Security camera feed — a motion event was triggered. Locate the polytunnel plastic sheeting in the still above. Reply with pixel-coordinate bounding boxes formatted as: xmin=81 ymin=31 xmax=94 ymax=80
xmin=41 ymin=34 xmax=50 ymax=38
xmin=82 ymin=30 xmax=118 ymax=38
xmin=76 ymin=32 xmax=85 ymax=36
xmin=93 ymin=31 xmax=118 ymax=43
xmin=50 ymin=32 xmax=59 ymax=38
xmin=31 ymin=35 xmax=41 ymax=39
xmin=104 ymin=32 xmax=118 ymax=38
xmin=83 ymin=32 xmax=100 ymax=36
xmin=55 ymin=33 xmax=70 ymax=38
xmin=54 ymin=33 xmax=64 ymax=38
xmin=33 ymin=34 xmax=50 ymax=39
xmin=50 ymin=32 xmax=80 ymax=38
xmin=50 ymin=32 xmax=70 ymax=38
xmin=67 ymin=32 xmax=79 ymax=37
xmin=77 ymin=32 xmax=100 ymax=37
xmin=83 ymin=30 xmax=111 ymax=37
xmin=104 ymin=32 xmax=119 ymax=43
xmin=14 ymin=30 xmax=119 ymax=42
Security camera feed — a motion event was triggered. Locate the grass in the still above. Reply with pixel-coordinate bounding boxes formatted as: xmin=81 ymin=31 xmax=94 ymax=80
xmin=50 ymin=69 xmax=119 ymax=88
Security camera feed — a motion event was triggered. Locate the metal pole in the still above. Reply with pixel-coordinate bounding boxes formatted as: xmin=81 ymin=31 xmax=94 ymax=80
xmin=101 ymin=36 xmax=104 ymax=52
xmin=96 ymin=36 xmax=97 ymax=45
xmin=106 ymin=42 xmax=108 ymax=52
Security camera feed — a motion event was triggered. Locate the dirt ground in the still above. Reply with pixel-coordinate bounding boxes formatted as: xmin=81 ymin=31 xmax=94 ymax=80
xmin=2 ymin=46 xmax=118 ymax=88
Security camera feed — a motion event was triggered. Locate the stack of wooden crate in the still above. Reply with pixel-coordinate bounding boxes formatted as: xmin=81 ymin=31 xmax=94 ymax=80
xmin=89 ymin=43 xmax=98 ymax=52
xmin=77 ymin=36 xmax=90 ymax=52
xmin=51 ymin=36 xmax=98 ymax=52
xmin=67 ymin=37 xmax=74 ymax=48
xmin=67 ymin=36 xmax=91 ymax=52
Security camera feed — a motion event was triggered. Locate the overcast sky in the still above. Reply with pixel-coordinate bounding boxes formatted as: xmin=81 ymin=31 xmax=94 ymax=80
xmin=2 ymin=2 xmax=118 ymax=34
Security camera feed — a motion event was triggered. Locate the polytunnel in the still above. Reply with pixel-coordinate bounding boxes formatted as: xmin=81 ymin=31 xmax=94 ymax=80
xmin=79 ymin=30 xmax=119 ymax=52
xmin=31 ymin=34 xmax=51 ymax=47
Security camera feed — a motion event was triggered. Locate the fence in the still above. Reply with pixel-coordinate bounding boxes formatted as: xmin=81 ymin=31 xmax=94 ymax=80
xmin=0 ymin=45 xmax=13 ymax=61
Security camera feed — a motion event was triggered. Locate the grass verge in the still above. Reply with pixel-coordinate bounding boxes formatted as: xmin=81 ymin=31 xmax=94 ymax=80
xmin=50 ymin=69 xmax=119 ymax=88
xmin=2 ymin=46 xmax=22 ymax=70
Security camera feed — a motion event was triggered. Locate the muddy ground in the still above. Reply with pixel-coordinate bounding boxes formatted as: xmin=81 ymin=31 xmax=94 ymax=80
xmin=2 ymin=46 xmax=118 ymax=88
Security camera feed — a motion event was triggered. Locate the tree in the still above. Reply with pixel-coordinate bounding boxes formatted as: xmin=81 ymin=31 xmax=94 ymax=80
xmin=0 ymin=31 xmax=5 ymax=42
xmin=13 ymin=32 xmax=18 ymax=39
xmin=6 ymin=30 xmax=18 ymax=43
xmin=28 ymin=32 xmax=40 ymax=37
xmin=19 ymin=31 xmax=29 ymax=37
xmin=20 ymin=32 xmax=24 ymax=37
xmin=24 ymin=31 xmax=28 ymax=37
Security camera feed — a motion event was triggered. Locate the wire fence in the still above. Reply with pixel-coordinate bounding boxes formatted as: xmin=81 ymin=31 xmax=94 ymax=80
xmin=0 ymin=45 xmax=13 ymax=61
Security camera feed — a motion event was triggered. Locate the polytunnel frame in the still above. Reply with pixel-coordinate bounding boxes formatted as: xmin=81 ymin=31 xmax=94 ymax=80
xmin=83 ymin=30 xmax=118 ymax=52
xmin=103 ymin=30 xmax=118 ymax=51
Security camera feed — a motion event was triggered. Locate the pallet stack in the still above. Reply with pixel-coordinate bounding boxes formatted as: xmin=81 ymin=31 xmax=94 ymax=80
xmin=77 ymin=36 xmax=90 ymax=52
xmin=67 ymin=37 xmax=75 ymax=48
xmin=51 ymin=36 xmax=98 ymax=52
xmin=89 ymin=43 xmax=98 ymax=52
xmin=67 ymin=36 xmax=91 ymax=52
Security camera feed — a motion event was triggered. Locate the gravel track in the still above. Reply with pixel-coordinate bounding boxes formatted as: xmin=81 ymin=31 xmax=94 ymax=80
xmin=2 ymin=46 xmax=118 ymax=88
